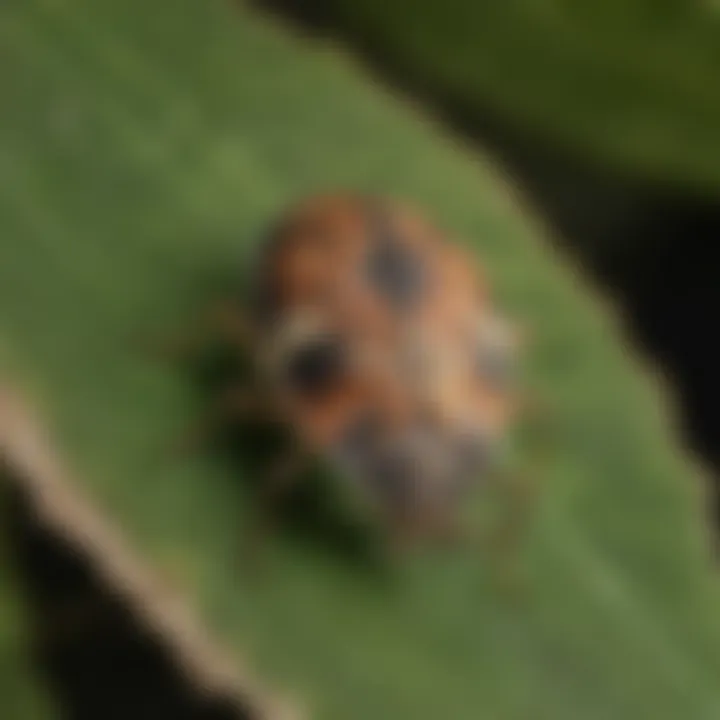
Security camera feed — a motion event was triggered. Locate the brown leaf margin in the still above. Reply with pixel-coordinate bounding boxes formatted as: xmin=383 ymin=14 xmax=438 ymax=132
xmin=0 ymin=386 xmax=302 ymax=720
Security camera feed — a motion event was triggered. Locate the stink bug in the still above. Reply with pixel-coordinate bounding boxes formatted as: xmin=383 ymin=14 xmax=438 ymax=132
xmin=161 ymin=194 xmax=535 ymax=553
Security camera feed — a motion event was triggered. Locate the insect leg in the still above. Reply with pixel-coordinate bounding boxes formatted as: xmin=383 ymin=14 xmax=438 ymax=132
xmin=481 ymin=467 xmax=539 ymax=600
xmin=241 ymin=439 xmax=309 ymax=571
xmin=165 ymin=385 xmax=264 ymax=458
xmin=385 ymin=508 xmax=442 ymax=556
xmin=520 ymin=386 xmax=558 ymax=453
xmin=496 ymin=388 xmax=555 ymax=544
xmin=433 ymin=512 xmax=477 ymax=547
xmin=261 ymin=441 xmax=308 ymax=502
xmin=142 ymin=299 xmax=254 ymax=361
xmin=385 ymin=518 xmax=423 ymax=560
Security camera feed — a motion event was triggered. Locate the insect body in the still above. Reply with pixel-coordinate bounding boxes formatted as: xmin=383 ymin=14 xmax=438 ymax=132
xmin=188 ymin=194 xmax=525 ymax=546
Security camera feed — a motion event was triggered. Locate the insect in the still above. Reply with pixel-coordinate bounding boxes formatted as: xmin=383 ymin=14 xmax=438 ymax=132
xmin=165 ymin=194 xmax=533 ymax=551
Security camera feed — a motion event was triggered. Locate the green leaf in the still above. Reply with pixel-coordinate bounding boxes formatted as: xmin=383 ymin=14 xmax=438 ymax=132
xmin=0 ymin=1 xmax=719 ymax=719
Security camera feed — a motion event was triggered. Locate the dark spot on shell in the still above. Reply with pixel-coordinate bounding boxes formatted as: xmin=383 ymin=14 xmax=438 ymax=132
xmin=332 ymin=411 xmax=418 ymax=508
xmin=332 ymin=407 xmax=492 ymax=515
xmin=285 ymin=334 xmax=346 ymax=398
xmin=364 ymin=204 xmax=425 ymax=310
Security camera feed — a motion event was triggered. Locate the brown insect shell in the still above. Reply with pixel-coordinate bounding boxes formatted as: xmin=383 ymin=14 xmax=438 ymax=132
xmin=245 ymin=194 xmax=523 ymax=528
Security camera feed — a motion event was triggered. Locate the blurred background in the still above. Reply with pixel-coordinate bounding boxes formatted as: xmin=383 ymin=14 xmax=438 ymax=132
xmin=2 ymin=1 xmax=720 ymax=719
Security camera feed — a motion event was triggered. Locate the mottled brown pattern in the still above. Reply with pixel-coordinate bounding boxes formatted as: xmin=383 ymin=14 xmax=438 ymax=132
xmin=251 ymin=194 xmax=520 ymax=532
